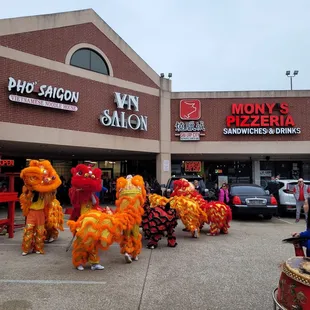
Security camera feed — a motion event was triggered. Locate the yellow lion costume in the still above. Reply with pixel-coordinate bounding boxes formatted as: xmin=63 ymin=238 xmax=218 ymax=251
xmin=67 ymin=174 xmax=146 ymax=271
xmin=19 ymin=160 xmax=63 ymax=255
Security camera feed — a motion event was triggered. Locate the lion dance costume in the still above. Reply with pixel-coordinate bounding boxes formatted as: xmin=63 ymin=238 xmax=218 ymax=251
xmin=146 ymin=192 xmax=205 ymax=242
xmin=68 ymin=163 xmax=104 ymax=221
xmin=171 ymin=179 xmax=232 ymax=235
xmin=142 ymin=195 xmax=178 ymax=249
xmin=19 ymin=160 xmax=63 ymax=255
xmin=67 ymin=169 xmax=145 ymax=271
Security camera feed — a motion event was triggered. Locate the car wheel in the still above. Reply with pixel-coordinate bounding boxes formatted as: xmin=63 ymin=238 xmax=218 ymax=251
xmin=264 ymin=214 xmax=273 ymax=220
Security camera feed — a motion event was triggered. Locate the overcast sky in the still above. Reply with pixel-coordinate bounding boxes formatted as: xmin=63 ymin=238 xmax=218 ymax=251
xmin=1 ymin=0 xmax=309 ymax=92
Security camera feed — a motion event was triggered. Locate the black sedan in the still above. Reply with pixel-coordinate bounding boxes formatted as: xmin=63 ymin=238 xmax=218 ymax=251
xmin=229 ymin=184 xmax=278 ymax=219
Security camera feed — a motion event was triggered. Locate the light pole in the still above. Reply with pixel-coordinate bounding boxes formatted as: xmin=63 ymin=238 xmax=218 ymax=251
xmin=286 ymin=70 xmax=299 ymax=90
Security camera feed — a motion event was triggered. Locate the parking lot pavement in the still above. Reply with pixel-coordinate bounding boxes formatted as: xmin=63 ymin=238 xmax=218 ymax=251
xmin=0 ymin=215 xmax=307 ymax=310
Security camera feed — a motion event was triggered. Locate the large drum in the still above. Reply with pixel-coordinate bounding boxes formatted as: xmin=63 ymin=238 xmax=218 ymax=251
xmin=275 ymin=257 xmax=310 ymax=309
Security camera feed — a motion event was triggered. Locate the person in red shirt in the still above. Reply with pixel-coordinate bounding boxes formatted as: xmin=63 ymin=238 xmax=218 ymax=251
xmin=293 ymin=178 xmax=310 ymax=223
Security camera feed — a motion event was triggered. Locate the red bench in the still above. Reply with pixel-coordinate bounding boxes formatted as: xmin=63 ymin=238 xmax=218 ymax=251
xmin=0 ymin=192 xmax=19 ymax=238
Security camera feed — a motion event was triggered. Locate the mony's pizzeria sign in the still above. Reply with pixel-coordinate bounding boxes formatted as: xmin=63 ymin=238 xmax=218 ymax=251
xmin=175 ymin=99 xmax=205 ymax=141
xmin=223 ymin=102 xmax=301 ymax=135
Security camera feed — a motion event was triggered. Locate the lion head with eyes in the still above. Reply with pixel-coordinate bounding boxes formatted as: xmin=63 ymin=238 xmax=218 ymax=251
xmin=20 ymin=160 xmax=61 ymax=192
xmin=171 ymin=178 xmax=196 ymax=197
xmin=70 ymin=164 xmax=102 ymax=193
xmin=116 ymin=175 xmax=146 ymax=199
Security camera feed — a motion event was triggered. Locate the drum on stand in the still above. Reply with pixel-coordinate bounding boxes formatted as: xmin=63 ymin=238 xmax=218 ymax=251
xmin=273 ymin=257 xmax=310 ymax=310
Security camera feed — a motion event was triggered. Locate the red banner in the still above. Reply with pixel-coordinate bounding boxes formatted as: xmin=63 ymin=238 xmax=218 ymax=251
xmin=184 ymin=161 xmax=201 ymax=172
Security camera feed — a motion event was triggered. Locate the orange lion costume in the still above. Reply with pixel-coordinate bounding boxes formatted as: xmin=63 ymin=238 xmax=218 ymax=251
xmin=19 ymin=160 xmax=63 ymax=255
xmin=171 ymin=179 xmax=232 ymax=235
xmin=67 ymin=174 xmax=145 ymax=271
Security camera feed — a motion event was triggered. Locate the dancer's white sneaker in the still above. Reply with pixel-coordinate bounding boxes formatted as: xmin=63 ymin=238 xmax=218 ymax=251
xmin=124 ymin=253 xmax=132 ymax=263
xmin=132 ymin=256 xmax=138 ymax=261
xmin=91 ymin=264 xmax=105 ymax=270
xmin=193 ymin=229 xmax=198 ymax=238
xmin=77 ymin=265 xmax=84 ymax=271
xmin=22 ymin=252 xmax=27 ymax=256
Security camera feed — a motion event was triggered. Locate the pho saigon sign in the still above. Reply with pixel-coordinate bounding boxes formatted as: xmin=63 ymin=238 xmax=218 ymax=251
xmin=8 ymin=77 xmax=79 ymax=112
xmin=99 ymin=92 xmax=148 ymax=131
xmin=223 ymin=103 xmax=301 ymax=135
xmin=175 ymin=99 xmax=205 ymax=141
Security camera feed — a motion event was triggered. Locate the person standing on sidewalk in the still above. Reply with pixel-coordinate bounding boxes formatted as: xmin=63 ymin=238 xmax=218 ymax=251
xmin=293 ymin=178 xmax=309 ymax=223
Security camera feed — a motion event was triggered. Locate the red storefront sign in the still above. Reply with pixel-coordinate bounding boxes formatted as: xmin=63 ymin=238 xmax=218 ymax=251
xmin=226 ymin=103 xmax=294 ymax=127
xmin=184 ymin=161 xmax=201 ymax=172
xmin=180 ymin=100 xmax=201 ymax=120
xmin=0 ymin=160 xmax=14 ymax=167
xmin=224 ymin=102 xmax=301 ymax=135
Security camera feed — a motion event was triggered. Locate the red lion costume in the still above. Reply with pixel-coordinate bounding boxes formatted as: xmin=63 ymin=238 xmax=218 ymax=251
xmin=171 ymin=179 xmax=232 ymax=235
xmin=69 ymin=163 xmax=104 ymax=221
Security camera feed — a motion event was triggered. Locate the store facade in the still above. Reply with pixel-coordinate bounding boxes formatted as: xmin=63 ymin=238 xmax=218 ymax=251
xmin=170 ymin=92 xmax=310 ymax=187
xmin=1 ymin=9 xmax=310 ymax=189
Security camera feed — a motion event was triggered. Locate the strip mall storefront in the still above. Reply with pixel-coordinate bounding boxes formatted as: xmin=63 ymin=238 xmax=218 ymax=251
xmin=170 ymin=93 xmax=310 ymax=188
xmin=1 ymin=9 xmax=310 ymax=190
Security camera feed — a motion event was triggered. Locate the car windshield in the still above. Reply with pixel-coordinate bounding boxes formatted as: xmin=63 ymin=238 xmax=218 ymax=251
xmin=231 ymin=186 xmax=265 ymax=196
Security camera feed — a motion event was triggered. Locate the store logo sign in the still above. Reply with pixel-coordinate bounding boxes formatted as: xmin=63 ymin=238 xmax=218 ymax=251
xmin=223 ymin=103 xmax=301 ymax=135
xmin=175 ymin=99 xmax=205 ymax=141
xmin=180 ymin=100 xmax=201 ymax=120
xmin=99 ymin=92 xmax=148 ymax=131
xmin=7 ymin=77 xmax=79 ymax=112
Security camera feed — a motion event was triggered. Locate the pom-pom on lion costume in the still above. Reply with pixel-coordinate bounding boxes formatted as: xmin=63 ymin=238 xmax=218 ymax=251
xmin=19 ymin=160 xmax=63 ymax=255
xmin=171 ymin=178 xmax=232 ymax=235
xmin=68 ymin=163 xmax=103 ymax=221
xmin=67 ymin=174 xmax=145 ymax=270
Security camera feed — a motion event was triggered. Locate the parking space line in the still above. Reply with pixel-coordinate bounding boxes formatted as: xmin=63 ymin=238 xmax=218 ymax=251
xmin=276 ymin=218 xmax=295 ymax=224
xmin=0 ymin=279 xmax=106 ymax=285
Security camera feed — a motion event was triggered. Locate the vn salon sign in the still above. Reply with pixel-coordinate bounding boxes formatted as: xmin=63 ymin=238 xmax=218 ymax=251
xmin=8 ymin=77 xmax=79 ymax=112
xmin=223 ymin=103 xmax=301 ymax=135
xmin=99 ymin=92 xmax=148 ymax=131
xmin=175 ymin=99 xmax=205 ymax=141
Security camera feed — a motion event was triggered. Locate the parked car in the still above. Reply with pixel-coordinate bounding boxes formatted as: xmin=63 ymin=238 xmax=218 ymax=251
xmin=229 ymin=184 xmax=278 ymax=219
xmin=277 ymin=179 xmax=310 ymax=213
xmin=162 ymin=175 xmax=209 ymax=200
